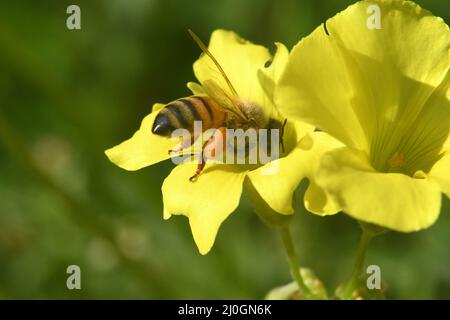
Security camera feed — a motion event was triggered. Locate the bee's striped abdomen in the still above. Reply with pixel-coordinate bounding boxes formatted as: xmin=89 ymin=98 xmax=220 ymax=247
xmin=152 ymin=96 xmax=225 ymax=136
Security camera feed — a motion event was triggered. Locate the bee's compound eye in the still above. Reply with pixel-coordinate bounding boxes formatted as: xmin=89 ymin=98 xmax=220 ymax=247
xmin=152 ymin=113 xmax=174 ymax=136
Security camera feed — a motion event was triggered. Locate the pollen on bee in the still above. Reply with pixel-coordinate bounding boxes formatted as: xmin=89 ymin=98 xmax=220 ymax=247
xmin=388 ymin=152 xmax=405 ymax=168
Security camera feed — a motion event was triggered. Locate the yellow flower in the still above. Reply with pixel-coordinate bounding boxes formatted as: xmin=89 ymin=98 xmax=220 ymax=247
xmin=105 ymin=30 xmax=340 ymax=254
xmin=276 ymin=0 xmax=450 ymax=231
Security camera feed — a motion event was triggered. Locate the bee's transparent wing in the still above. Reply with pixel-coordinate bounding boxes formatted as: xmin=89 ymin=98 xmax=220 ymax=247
xmin=202 ymin=79 xmax=248 ymax=121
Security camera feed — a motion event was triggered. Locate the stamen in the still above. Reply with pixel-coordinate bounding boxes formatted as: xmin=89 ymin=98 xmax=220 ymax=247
xmin=388 ymin=152 xmax=405 ymax=169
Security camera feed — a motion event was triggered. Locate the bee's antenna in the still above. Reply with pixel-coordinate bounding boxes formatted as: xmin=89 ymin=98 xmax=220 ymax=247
xmin=280 ymin=118 xmax=287 ymax=153
xmin=188 ymin=29 xmax=238 ymax=97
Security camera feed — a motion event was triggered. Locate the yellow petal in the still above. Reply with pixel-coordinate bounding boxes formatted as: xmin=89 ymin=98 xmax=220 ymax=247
xmin=258 ymin=42 xmax=289 ymax=111
xmin=105 ymin=105 xmax=178 ymax=171
xmin=152 ymin=103 xmax=165 ymax=112
xmin=326 ymin=1 xmax=450 ymax=175
xmin=187 ymin=82 xmax=205 ymax=95
xmin=316 ymin=147 xmax=442 ymax=232
xmin=193 ymin=29 xmax=273 ymax=115
xmin=162 ymin=163 xmax=247 ymax=255
xmin=266 ymin=42 xmax=289 ymax=84
xmin=429 ymin=153 xmax=450 ymax=198
xmin=327 ymin=0 xmax=449 ymax=87
xmin=277 ymin=24 xmax=368 ymax=151
xmin=277 ymin=0 xmax=450 ymax=162
xmin=304 ymin=181 xmax=341 ymax=216
xmin=247 ymin=125 xmax=343 ymax=214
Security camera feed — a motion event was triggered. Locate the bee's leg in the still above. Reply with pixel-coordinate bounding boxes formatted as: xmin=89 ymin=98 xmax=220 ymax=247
xmin=168 ymin=132 xmax=200 ymax=155
xmin=189 ymin=151 xmax=207 ymax=182
xmin=188 ymin=136 xmax=212 ymax=182
xmin=189 ymin=127 xmax=227 ymax=182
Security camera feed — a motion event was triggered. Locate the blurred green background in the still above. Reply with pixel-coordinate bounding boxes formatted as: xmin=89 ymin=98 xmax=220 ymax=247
xmin=0 ymin=0 xmax=449 ymax=299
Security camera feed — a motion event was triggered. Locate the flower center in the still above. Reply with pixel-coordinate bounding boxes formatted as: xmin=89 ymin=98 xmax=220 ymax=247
xmin=370 ymin=130 xmax=445 ymax=176
xmin=387 ymin=152 xmax=406 ymax=170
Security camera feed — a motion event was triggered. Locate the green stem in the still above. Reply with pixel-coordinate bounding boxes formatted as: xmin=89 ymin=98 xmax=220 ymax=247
xmin=279 ymin=225 xmax=311 ymax=298
xmin=340 ymin=226 xmax=373 ymax=299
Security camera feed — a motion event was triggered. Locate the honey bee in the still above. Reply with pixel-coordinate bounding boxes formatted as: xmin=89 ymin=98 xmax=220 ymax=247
xmin=152 ymin=30 xmax=286 ymax=182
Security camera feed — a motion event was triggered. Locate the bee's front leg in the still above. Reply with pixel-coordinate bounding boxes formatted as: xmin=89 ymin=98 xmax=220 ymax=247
xmin=189 ymin=127 xmax=227 ymax=182
xmin=168 ymin=132 xmax=200 ymax=155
